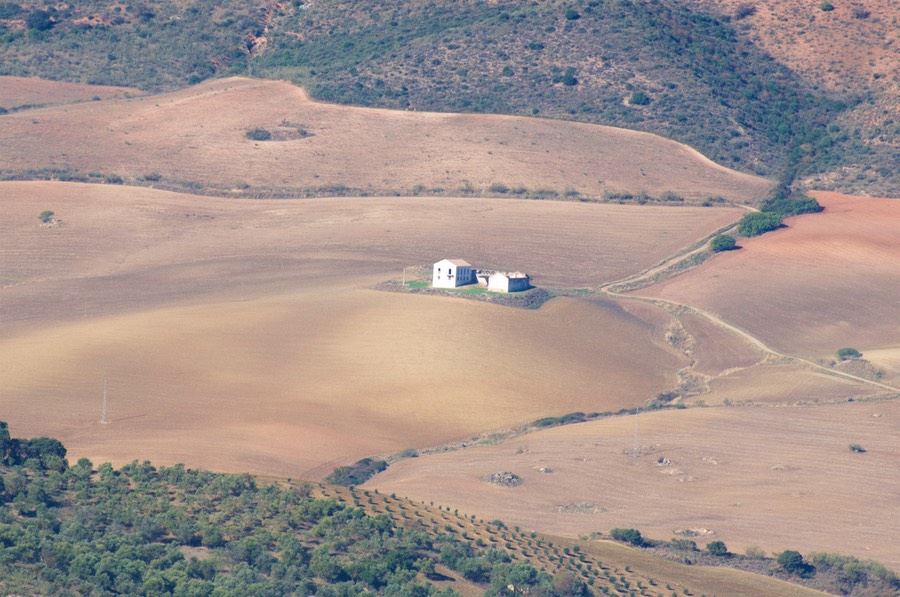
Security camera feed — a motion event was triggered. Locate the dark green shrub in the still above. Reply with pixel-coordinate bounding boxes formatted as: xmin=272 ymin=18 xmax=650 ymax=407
xmin=836 ymin=347 xmax=862 ymax=360
xmin=325 ymin=458 xmax=387 ymax=486
xmin=560 ymin=67 xmax=578 ymax=86
xmin=848 ymin=443 xmax=866 ymax=453
xmin=819 ymin=1 xmax=834 ymax=11
xmin=629 ymin=91 xmax=651 ymax=106
xmin=778 ymin=550 xmax=815 ymax=577
xmin=26 ymin=10 xmax=54 ymax=32
xmin=706 ymin=541 xmax=728 ymax=556
xmin=610 ymin=528 xmax=645 ymax=547
xmin=565 ymin=9 xmax=581 ymax=20
xmin=710 ymin=234 xmax=737 ymax=252
xmin=38 ymin=210 xmax=54 ymax=223
xmin=738 ymin=212 xmax=782 ymax=237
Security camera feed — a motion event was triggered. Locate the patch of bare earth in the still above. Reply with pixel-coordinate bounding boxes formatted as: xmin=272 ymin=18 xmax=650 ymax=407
xmin=0 ymin=182 xmax=743 ymax=479
xmin=691 ymin=0 xmax=898 ymax=94
xmin=0 ymin=77 xmax=773 ymax=201
xmin=369 ymin=400 xmax=900 ymax=570
xmin=638 ymin=192 xmax=900 ymax=384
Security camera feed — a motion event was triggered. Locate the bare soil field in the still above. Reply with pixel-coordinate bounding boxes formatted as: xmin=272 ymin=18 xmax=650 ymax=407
xmin=369 ymin=399 xmax=900 ymax=569
xmin=0 ymin=76 xmax=141 ymax=110
xmin=0 ymin=76 xmax=773 ymax=201
xmin=0 ymin=181 xmax=748 ymax=479
xmin=639 ymin=192 xmax=900 ymax=383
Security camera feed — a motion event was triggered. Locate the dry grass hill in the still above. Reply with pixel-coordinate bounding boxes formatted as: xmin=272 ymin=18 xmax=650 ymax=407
xmin=0 ymin=76 xmax=773 ymax=202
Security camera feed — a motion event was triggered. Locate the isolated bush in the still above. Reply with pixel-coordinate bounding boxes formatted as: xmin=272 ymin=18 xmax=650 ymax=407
xmin=706 ymin=541 xmax=728 ymax=556
xmin=836 ymin=347 xmax=862 ymax=360
xmin=38 ymin=210 xmax=54 ymax=223
xmin=778 ymin=550 xmax=815 ymax=577
xmin=564 ymin=9 xmax=581 ymax=20
xmin=559 ymin=67 xmax=578 ymax=86
xmin=245 ymin=127 xmax=272 ymax=141
xmin=610 ymin=528 xmax=645 ymax=547
xmin=738 ymin=212 xmax=782 ymax=237
xmin=848 ymin=443 xmax=866 ymax=453
xmin=26 ymin=9 xmax=54 ymax=32
xmin=710 ymin=234 xmax=737 ymax=252
xmin=819 ymin=1 xmax=834 ymax=11
xmin=629 ymin=91 xmax=651 ymax=106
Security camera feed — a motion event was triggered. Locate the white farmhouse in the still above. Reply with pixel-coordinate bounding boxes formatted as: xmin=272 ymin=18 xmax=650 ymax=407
xmin=432 ymin=259 xmax=475 ymax=288
xmin=488 ymin=271 xmax=531 ymax=293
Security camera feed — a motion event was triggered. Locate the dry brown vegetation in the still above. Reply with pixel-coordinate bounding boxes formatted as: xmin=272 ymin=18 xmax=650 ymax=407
xmin=0 ymin=76 xmax=773 ymax=202
xmin=0 ymin=181 xmax=742 ymax=480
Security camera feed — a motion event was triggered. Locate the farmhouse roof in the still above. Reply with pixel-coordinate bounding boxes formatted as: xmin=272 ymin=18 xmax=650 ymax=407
xmin=446 ymin=259 xmax=471 ymax=266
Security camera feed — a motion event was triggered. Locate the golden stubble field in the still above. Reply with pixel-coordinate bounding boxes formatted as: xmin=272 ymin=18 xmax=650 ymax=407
xmin=0 ymin=76 xmax=773 ymax=201
xmin=639 ymin=192 xmax=900 ymax=384
xmin=0 ymin=76 xmax=141 ymax=109
xmin=369 ymin=399 xmax=900 ymax=569
xmin=1 ymin=181 xmax=745 ymax=479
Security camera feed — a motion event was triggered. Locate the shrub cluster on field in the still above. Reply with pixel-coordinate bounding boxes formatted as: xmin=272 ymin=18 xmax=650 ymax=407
xmin=605 ymin=526 xmax=899 ymax=597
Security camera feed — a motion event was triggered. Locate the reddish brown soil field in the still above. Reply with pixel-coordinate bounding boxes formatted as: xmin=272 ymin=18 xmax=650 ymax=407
xmin=0 ymin=76 xmax=141 ymax=109
xmin=0 ymin=77 xmax=773 ymax=201
xmin=1 ymin=182 xmax=744 ymax=479
xmin=639 ymin=192 xmax=900 ymax=382
xmin=370 ymin=399 xmax=900 ymax=569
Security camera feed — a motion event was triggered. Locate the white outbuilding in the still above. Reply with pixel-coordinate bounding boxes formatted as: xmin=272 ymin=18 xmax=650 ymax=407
xmin=488 ymin=271 xmax=531 ymax=293
xmin=432 ymin=259 xmax=475 ymax=288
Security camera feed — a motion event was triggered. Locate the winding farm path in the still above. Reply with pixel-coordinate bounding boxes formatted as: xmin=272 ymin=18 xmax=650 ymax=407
xmin=598 ymin=235 xmax=900 ymax=395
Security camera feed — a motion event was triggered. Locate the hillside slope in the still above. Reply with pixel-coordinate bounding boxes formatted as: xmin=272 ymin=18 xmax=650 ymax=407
xmin=0 ymin=0 xmax=892 ymax=194
xmin=0 ymin=77 xmax=773 ymax=201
